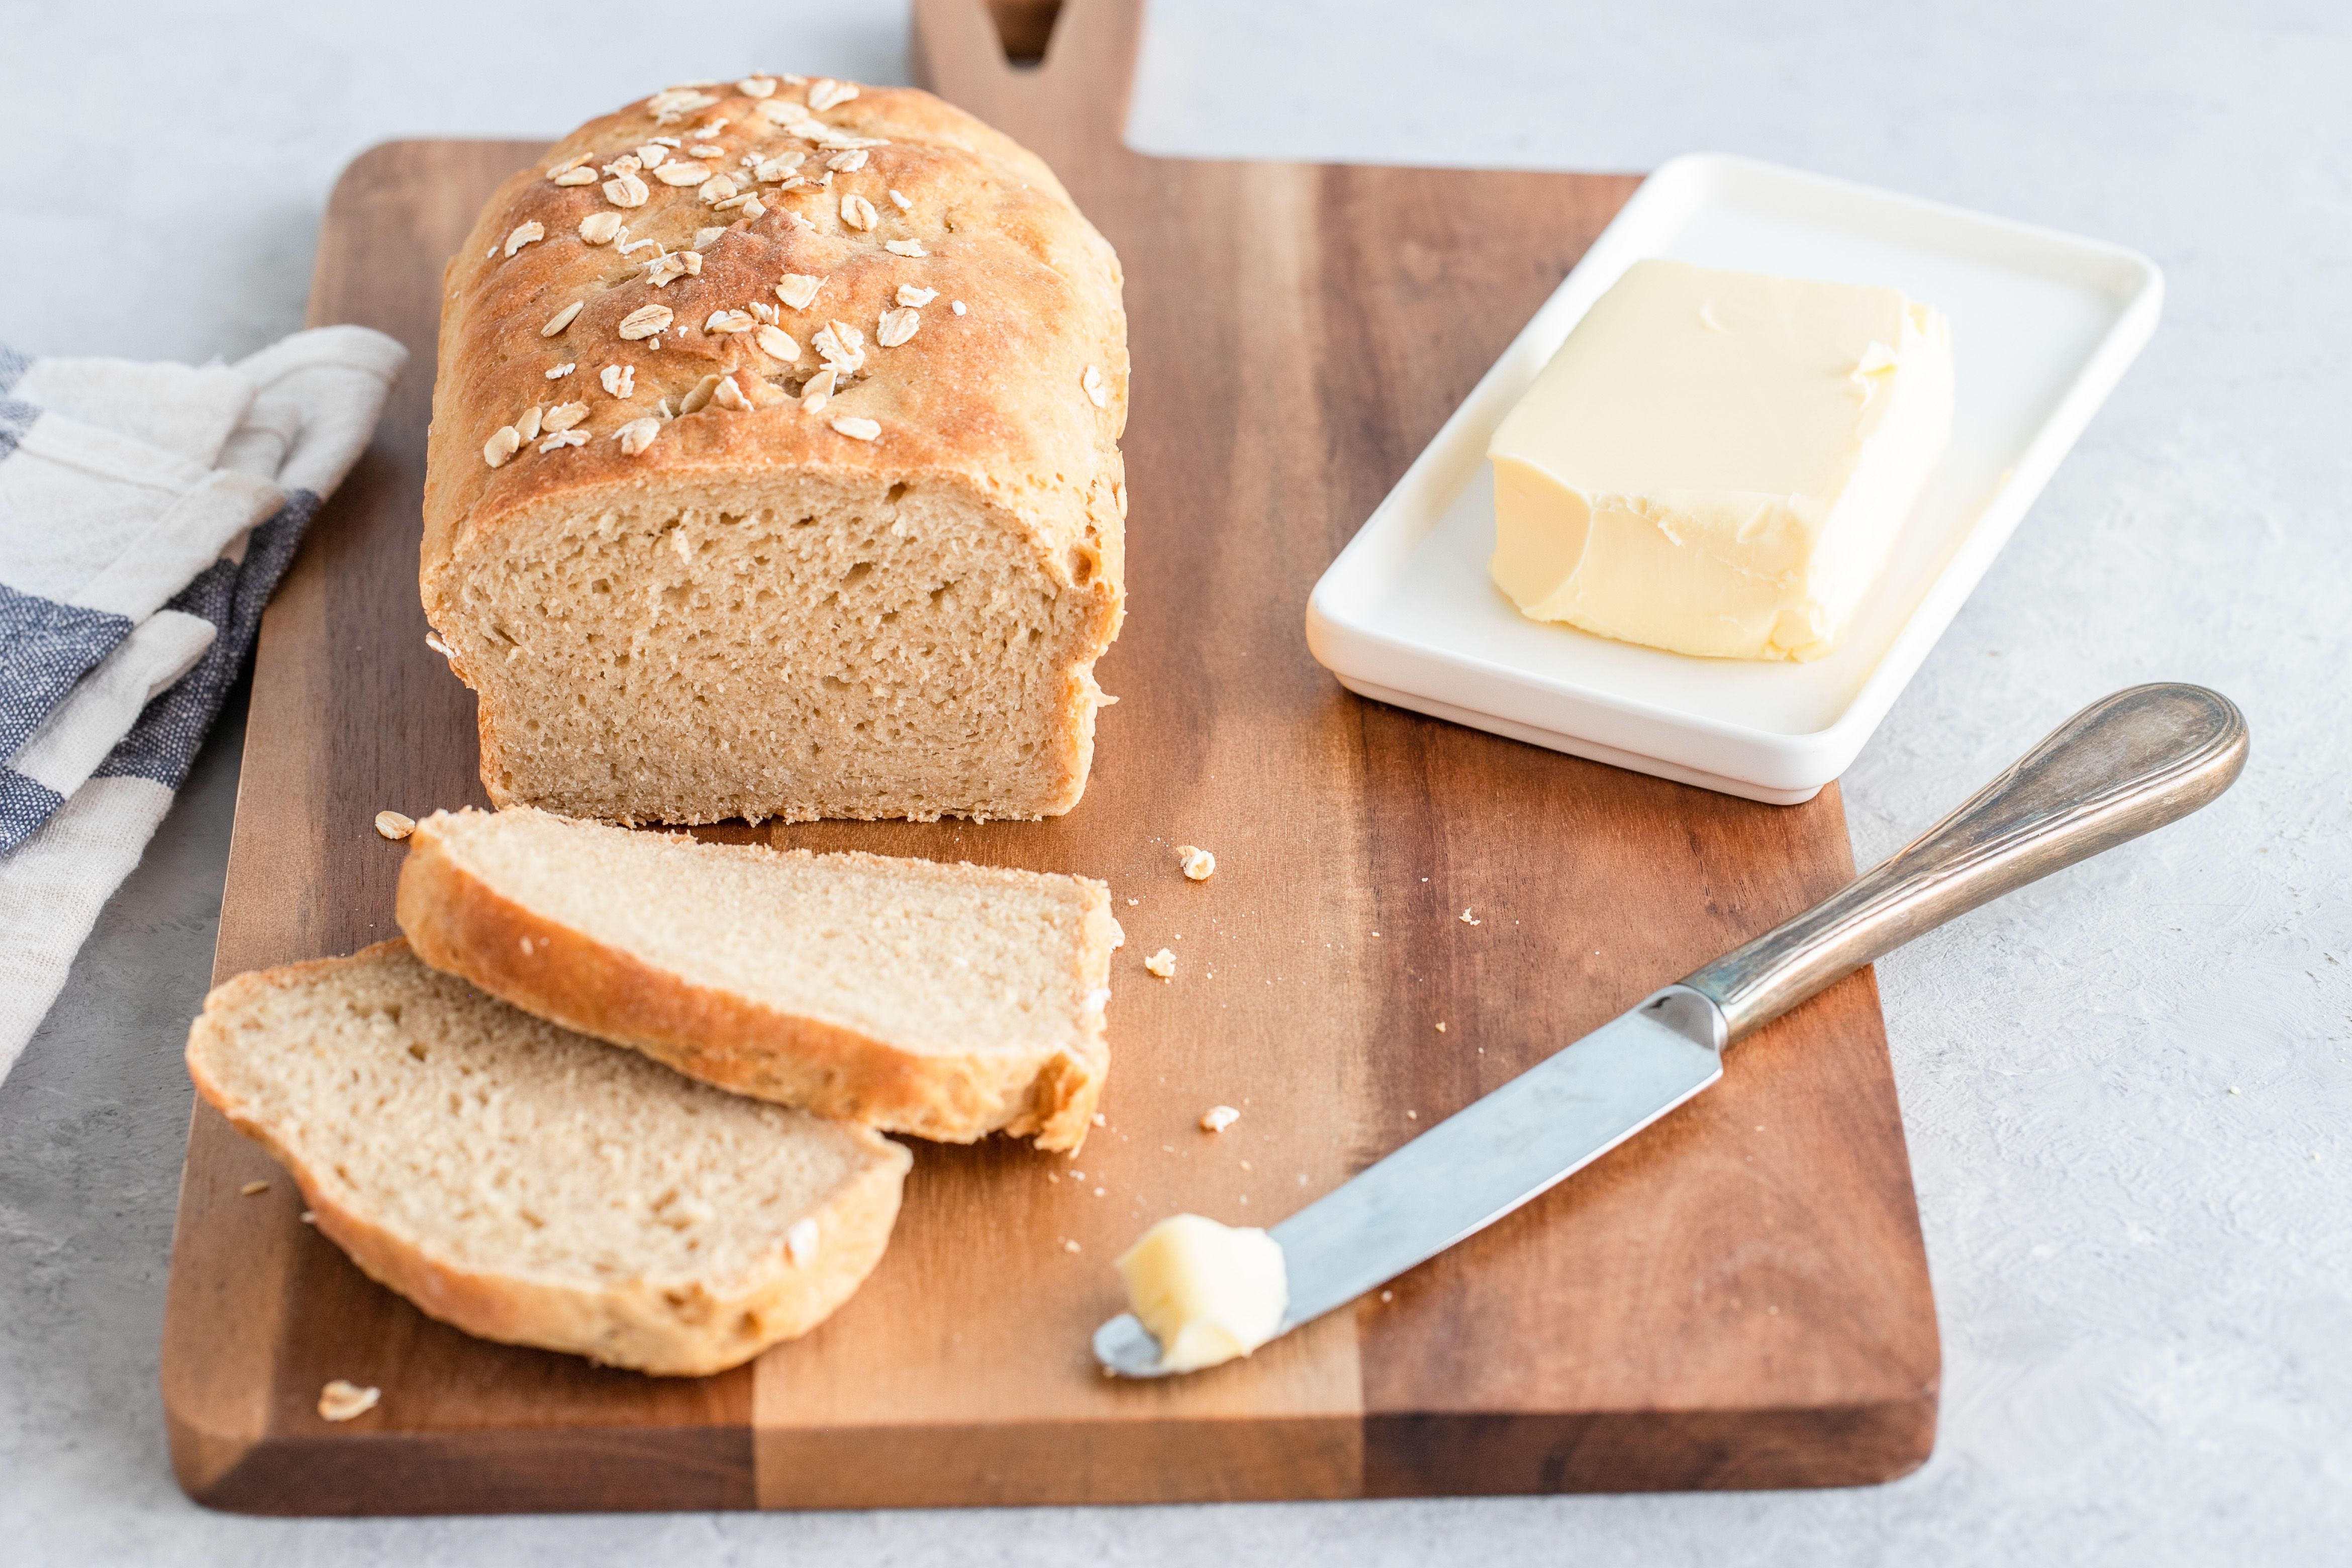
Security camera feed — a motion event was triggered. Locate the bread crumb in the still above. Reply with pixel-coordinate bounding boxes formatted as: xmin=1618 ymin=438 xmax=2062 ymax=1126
xmin=318 ymin=1380 xmax=380 ymax=1422
xmin=786 ymin=1217 xmax=821 ymax=1266
xmin=239 ymin=1180 xmax=269 ymax=1196
xmin=1435 ymin=1022 xmax=1446 ymax=1033
xmin=1174 ymin=844 xmax=1216 ymax=881
xmin=301 ymin=1210 xmax=317 ymax=1224
xmin=1064 ymin=1239 xmax=1082 ymax=1253
xmin=1092 ymin=1113 xmax=1107 ymax=1127
xmin=1405 ymin=1111 xmax=1417 ymax=1121
xmin=1381 ymin=1290 xmax=1394 ymax=1303
xmin=1459 ymin=908 xmax=1481 ymax=925
xmin=951 ymin=299 xmax=967 ymax=315
xmin=1127 ymin=898 xmax=1138 ymax=906
xmin=1145 ymin=948 xmax=1175 ymax=979
xmin=1201 ymin=1105 xmax=1240 ymax=1133
xmin=1094 ymin=1187 xmax=1106 ymax=1198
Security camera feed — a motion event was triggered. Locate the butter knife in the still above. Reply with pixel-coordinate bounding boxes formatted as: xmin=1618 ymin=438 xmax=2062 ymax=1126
xmin=1095 ymin=682 xmax=2248 ymax=1376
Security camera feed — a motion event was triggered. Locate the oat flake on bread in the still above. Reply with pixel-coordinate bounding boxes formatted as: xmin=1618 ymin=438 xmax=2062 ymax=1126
xmin=423 ymin=78 xmax=1128 ymax=827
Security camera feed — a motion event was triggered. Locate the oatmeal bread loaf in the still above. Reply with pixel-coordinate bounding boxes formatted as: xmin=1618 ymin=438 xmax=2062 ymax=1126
xmin=423 ymin=76 xmax=1127 ymax=825
xmin=396 ymin=807 xmax=1119 ymax=1152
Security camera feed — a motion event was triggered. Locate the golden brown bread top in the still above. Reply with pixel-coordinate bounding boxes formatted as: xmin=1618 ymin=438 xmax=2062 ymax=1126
xmin=424 ymin=76 xmax=1128 ymax=600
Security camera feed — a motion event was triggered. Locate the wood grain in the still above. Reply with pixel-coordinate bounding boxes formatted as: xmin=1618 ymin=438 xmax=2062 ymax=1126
xmin=158 ymin=0 xmax=1938 ymax=1513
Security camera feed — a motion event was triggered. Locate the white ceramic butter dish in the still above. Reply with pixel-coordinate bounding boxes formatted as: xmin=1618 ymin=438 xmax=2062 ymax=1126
xmin=1304 ymin=152 xmax=2162 ymax=803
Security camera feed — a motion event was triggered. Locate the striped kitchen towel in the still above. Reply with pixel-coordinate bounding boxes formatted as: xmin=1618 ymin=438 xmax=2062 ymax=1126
xmin=0 ymin=327 xmax=407 ymax=1078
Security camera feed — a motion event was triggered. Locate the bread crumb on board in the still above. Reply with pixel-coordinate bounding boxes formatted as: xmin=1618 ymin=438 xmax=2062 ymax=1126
xmin=317 ymin=1380 xmax=380 ymax=1422
xmin=239 ymin=1180 xmax=269 ymax=1196
xmin=1435 ymin=1022 xmax=1446 ymax=1033
xmin=1145 ymin=948 xmax=1176 ymax=979
xmin=374 ymin=810 xmax=416 ymax=841
xmin=1064 ymin=1238 xmax=1082 ymax=1253
xmin=1458 ymin=908 xmax=1481 ymax=926
xmin=1174 ymin=844 xmax=1216 ymax=881
xmin=1201 ymin=1105 xmax=1241 ymax=1133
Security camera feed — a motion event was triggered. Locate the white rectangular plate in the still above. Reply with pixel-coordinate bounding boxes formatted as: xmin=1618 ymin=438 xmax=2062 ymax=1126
xmin=1305 ymin=153 xmax=2162 ymax=803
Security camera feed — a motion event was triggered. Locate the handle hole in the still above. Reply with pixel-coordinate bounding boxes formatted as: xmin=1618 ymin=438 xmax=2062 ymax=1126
xmin=987 ymin=0 xmax=1063 ymax=65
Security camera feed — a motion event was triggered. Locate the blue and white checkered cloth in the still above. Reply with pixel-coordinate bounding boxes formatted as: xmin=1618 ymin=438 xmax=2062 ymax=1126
xmin=0 ymin=327 xmax=406 ymax=1076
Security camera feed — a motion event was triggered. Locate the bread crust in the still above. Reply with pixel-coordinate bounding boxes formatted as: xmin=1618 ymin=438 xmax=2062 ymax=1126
xmin=396 ymin=817 xmax=1113 ymax=1152
xmin=185 ymin=941 xmax=912 ymax=1377
xmin=423 ymin=78 xmax=1127 ymax=823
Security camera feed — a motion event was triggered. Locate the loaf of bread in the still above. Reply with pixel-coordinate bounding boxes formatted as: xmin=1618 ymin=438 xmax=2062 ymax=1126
xmin=396 ymin=806 xmax=1118 ymax=1152
xmin=423 ymin=76 xmax=1127 ymax=825
xmin=186 ymin=940 xmax=912 ymax=1375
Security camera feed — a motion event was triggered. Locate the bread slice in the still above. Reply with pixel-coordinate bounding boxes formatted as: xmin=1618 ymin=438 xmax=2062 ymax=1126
xmin=396 ymin=807 xmax=1118 ymax=1152
xmin=423 ymin=79 xmax=1126 ymax=826
xmin=185 ymin=940 xmax=911 ymax=1376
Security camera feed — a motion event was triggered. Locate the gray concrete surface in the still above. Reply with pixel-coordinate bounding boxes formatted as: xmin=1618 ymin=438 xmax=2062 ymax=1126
xmin=3 ymin=1 xmax=2347 ymax=1561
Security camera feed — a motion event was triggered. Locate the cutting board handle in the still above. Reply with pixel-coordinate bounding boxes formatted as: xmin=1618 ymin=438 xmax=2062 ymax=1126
xmin=911 ymin=0 xmax=1143 ymax=147
xmin=1685 ymin=682 xmax=2250 ymax=1039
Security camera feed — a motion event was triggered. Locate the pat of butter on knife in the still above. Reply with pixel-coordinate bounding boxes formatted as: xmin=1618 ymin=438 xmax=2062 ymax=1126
xmin=1115 ymin=1214 xmax=1288 ymax=1372
xmin=1488 ymin=258 xmax=1953 ymax=661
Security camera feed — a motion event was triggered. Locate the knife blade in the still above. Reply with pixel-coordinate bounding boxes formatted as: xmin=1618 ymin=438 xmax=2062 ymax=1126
xmin=1092 ymin=985 xmax=1727 ymax=1376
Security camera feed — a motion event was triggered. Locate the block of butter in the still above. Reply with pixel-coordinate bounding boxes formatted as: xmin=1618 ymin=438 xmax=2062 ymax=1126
xmin=1488 ymin=258 xmax=1953 ymax=661
xmin=1114 ymin=1213 xmax=1288 ymax=1373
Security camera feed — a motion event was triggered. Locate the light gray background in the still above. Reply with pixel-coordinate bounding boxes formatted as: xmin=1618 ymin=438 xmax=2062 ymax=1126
xmin=4 ymin=1 xmax=2346 ymax=1561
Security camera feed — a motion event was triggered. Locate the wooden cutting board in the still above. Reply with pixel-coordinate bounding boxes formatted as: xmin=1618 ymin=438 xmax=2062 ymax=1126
xmin=159 ymin=0 xmax=1938 ymax=1513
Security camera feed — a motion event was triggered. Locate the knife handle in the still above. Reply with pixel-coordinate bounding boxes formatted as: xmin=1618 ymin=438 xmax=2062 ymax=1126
xmin=1682 ymin=682 xmax=2248 ymax=1042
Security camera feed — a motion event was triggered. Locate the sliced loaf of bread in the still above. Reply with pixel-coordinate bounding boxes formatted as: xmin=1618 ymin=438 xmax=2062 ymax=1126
xmin=425 ymin=81 xmax=1125 ymax=827
xmin=185 ymin=940 xmax=911 ymax=1376
xmin=396 ymin=807 xmax=1118 ymax=1152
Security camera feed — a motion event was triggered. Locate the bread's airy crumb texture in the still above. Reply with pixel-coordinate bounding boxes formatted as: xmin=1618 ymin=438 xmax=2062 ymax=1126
xmin=424 ymin=78 xmax=1127 ymax=826
xmin=397 ymin=807 xmax=1118 ymax=1152
xmin=185 ymin=940 xmax=912 ymax=1375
